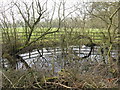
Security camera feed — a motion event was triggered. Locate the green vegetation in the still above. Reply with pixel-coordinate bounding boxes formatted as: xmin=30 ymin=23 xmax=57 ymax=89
xmin=3 ymin=27 xmax=117 ymax=46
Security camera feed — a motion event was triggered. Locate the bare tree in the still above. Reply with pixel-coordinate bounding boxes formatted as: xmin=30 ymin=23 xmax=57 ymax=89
xmin=1 ymin=0 xmax=62 ymax=69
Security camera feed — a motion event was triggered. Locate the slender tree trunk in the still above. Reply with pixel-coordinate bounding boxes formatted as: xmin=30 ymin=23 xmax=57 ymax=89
xmin=118 ymin=1 xmax=120 ymax=89
xmin=0 ymin=30 xmax=2 ymax=89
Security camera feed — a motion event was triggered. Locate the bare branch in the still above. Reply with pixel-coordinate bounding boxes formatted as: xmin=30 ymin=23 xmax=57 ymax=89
xmin=15 ymin=3 xmax=32 ymax=29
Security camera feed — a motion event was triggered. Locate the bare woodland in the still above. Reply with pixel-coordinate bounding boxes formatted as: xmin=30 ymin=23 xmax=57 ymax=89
xmin=0 ymin=0 xmax=120 ymax=89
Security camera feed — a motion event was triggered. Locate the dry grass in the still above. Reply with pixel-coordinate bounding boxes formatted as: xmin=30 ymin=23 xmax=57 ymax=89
xmin=2 ymin=61 xmax=119 ymax=89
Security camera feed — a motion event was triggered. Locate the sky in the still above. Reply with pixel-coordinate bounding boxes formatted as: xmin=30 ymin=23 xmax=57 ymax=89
xmin=0 ymin=0 xmax=119 ymax=22
xmin=0 ymin=0 xmax=119 ymax=13
xmin=0 ymin=0 xmax=119 ymax=12
xmin=0 ymin=0 xmax=81 ymax=20
xmin=0 ymin=0 xmax=79 ymax=14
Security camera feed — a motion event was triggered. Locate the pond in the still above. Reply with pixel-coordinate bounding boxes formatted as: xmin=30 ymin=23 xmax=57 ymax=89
xmin=16 ymin=45 xmax=118 ymax=73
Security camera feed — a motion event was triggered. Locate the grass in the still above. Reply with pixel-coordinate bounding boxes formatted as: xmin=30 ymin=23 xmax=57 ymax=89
xmin=2 ymin=27 xmax=117 ymax=47
xmin=2 ymin=61 xmax=118 ymax=89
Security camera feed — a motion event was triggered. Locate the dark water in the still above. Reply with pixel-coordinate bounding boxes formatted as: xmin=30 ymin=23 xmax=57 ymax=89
xmin=16 ymin=45 xmax=118 ymax=72
xmin=1 ymin=45 xmax=118 ymax=73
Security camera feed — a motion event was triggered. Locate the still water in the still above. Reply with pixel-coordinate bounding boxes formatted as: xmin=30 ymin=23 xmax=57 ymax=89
xmin=17 ymin=45 xmax=118 ymax=72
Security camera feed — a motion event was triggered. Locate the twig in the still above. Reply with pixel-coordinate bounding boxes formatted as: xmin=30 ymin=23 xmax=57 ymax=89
xmin=13 ymin=73 xmax=26 ymax=87
xmin=2 ymin=71 xmax=14 ymax=88
xmin=45 ymin=82 xmax=76 ymax=89
xmin=32 ymin=72 xmax=43 ymax=89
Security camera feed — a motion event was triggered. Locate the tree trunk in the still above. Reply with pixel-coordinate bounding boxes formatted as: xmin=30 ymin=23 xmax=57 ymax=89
xmin=118 ymin=1 xmax=120 ymax=89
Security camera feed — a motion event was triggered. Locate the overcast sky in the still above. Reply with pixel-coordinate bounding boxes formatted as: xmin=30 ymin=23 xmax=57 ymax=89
xmin=0 ymin=0 xmax=82 ymax=20
xmin=0 ymin=0 xmax=118 ymax=13
xmin=0 ymin=0 xmax=118 ymax=21
xmin=0 ymin=0 xmax=79 ymax=13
